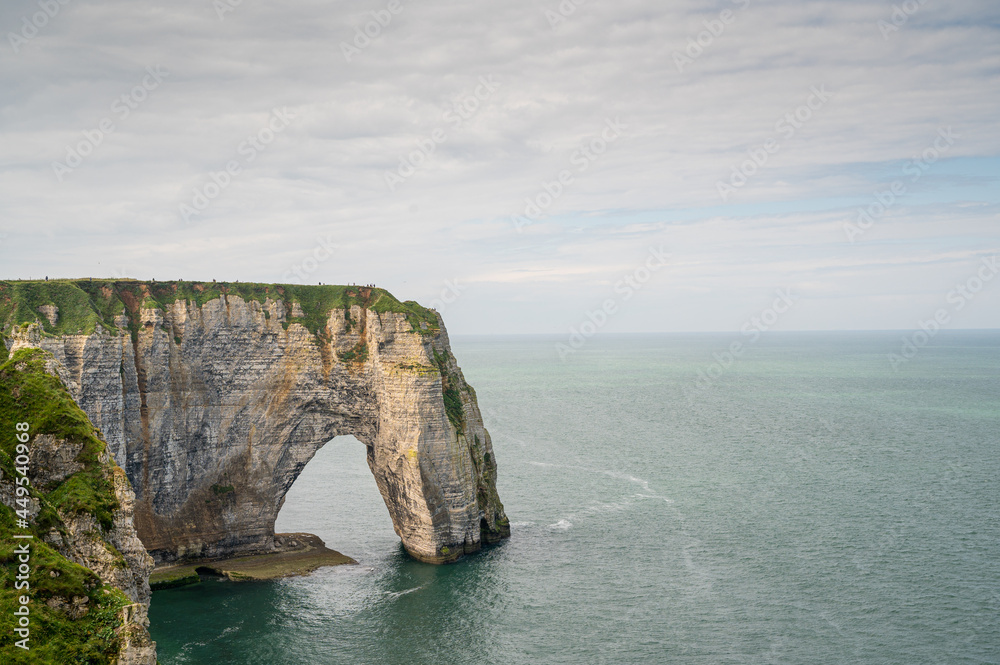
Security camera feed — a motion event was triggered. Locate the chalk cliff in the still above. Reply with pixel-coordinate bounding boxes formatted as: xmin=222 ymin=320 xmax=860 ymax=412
xmin=1 ymin=280 xmax=509 ymax=565
xmin=0 ymin=348 xmax=156 ymax=664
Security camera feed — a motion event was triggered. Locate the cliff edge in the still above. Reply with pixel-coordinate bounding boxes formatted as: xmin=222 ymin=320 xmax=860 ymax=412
xmin=1 ymin=280 xmax=509 ymax=565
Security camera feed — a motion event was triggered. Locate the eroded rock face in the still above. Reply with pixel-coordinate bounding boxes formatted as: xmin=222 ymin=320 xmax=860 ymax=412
xmin=42 ymin=456 xmax=157 ymax=665
xmin=0 ymin=349 xmax=156 ymax=665
xmin=37 ymin=304 xmax=59 ymax=327
xmin=9 ymin=291 xmax=509 ymax=564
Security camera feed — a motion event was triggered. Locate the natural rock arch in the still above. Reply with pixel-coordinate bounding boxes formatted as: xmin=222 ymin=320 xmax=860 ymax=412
xmin=6 ymin=281 xmax=509 ymax=564
xmin=274 ymin=433 xmax=390 ymax=537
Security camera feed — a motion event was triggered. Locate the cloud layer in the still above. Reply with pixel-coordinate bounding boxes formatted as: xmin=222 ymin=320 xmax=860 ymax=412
xmin=1 ymin=0 xmax=998 ymax=333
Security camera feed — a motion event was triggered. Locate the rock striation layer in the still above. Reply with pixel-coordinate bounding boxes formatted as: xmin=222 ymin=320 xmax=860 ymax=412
xmin=1 ymin=280 xmax=509 ymax=565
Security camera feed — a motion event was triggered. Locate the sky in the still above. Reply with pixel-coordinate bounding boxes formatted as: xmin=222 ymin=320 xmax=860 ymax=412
xmin=1 ymin=0 xmax=999 ymax=335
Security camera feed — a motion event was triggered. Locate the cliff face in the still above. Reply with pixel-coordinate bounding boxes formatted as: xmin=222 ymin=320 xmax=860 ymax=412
xmin=0 ymin=348 xmax=155 ymax=665
xmin=1 ymin=280 xmax=509 ymax=565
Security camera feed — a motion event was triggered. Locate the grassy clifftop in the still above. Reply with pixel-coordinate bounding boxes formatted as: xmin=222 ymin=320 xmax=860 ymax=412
xmin=0 ymin=348 xmax=134 ymax=663
xmin=0 ymin=279 xmax=439 ymax=338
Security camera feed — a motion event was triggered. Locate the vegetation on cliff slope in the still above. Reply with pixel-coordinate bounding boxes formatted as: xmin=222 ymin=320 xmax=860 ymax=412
xmin=0 ymin=279 xmax=439 ymax=340
xmin=0 ymin=349 xmax=131 ymax=664
xmin=433 ymin=350 xmax=465 ymax=431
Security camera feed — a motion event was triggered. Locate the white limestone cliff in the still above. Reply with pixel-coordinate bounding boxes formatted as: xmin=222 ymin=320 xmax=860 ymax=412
xmin=6 ymin=282 xmax=509 ymax=565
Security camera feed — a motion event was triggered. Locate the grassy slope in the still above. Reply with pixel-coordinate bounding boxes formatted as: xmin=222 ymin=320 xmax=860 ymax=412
xmin=0 ymin=280 xmax=439 ymax=339
xmin=0 ymin=349 xmax=132 ymax=664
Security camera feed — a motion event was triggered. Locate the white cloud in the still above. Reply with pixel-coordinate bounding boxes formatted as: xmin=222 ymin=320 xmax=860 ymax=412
xmin=0 ymin=0 xmax=998 ymax=332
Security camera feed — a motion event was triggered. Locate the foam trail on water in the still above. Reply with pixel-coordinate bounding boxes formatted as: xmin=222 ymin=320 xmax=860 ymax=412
xmin=383 ymin=584 xmax=427 ymax=599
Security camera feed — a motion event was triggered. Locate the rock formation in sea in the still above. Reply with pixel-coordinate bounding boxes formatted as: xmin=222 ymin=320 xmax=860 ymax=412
xmin=1 ymin=280 xmax=510 ymax=567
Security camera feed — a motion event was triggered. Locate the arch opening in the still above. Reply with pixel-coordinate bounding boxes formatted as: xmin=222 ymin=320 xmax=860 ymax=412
xmin=274 ymin=435 xmax=398 ymax=560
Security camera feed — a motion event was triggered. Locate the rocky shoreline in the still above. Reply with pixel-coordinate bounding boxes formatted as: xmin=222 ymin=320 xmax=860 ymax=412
xmin=150 ymin=532 xmax=356 ymax=589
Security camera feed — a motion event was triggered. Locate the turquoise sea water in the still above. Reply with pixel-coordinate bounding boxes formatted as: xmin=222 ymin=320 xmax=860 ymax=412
xmin=149 ymin=332 xmax=1000 ymax=664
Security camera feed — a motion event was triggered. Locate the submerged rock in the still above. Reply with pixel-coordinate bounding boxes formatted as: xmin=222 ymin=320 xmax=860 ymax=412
xmin=150 ymin=532 xmax=355 ymax=588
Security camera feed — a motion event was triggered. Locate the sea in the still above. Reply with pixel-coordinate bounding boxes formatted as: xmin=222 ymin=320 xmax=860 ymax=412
xmin=149 ymin=332 xmax=1000 ymax=665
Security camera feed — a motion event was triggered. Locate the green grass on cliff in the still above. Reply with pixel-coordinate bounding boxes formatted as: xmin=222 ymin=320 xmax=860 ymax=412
xmin=0 ymin=279 xmax=440 ymax=340
xmin=0 ymin=348 xmax=130 ymax=663
xmin=0 ymin=350 xmax=119 ymax=530
xmin=0 ymin=281 xmax=105 ymax=338
xmin=433 ymin=350 xmax=465 ymax=431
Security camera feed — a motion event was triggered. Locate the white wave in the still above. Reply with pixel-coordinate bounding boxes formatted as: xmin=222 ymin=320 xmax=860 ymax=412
xmin=603 ymin=470 xmax=654 ymax=493
xmin=528 ymin=462 xmax=670 ymax=500
xmin=384 ymin=584 xmax=426 ymax=598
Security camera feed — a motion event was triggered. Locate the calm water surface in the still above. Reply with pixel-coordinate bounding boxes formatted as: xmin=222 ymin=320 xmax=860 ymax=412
xmin=150 ymin=332 xmax=1000 ymax=664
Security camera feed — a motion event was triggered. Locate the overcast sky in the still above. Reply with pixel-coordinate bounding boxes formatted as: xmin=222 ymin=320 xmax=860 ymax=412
xmin=1 ymin=0 xmax=998 ymax=334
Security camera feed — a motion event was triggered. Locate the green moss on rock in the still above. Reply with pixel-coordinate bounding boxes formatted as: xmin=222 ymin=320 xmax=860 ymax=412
xmin=336 ymin=340 xmax=369 ymax=363
xmin=0 ymin=280 xmax=439 ymax=341
xmin=433 ymin=350 xmax=465 ymax=431
xmin=0 ymin=350 xmax=119 ymax=529
xmin=0 ymin=348 xmax=133 ymax=663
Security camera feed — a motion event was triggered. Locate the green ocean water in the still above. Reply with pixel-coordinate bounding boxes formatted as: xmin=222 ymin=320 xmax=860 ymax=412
xmin=149 ymin=332 xmax=1000 ymax=664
